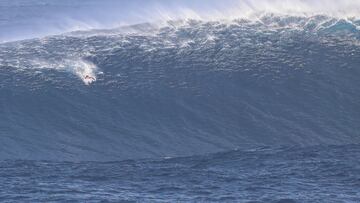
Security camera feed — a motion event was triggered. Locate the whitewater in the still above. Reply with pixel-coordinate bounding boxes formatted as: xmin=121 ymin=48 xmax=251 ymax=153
xmin=0 ymin=0 xmax=360 ymax=202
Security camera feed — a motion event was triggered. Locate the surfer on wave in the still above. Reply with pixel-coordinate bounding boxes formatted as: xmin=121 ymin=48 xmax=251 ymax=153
xmin=84 ymin=75 xmax=96 ymax=81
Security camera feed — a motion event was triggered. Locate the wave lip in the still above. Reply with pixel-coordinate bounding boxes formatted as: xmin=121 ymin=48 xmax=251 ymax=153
xmin=1 ymin=0 xmax=360 ymax=42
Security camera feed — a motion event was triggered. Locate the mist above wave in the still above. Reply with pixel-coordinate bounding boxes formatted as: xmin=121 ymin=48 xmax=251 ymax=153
xmin=1 ymin=0 xmax=360 ymax=42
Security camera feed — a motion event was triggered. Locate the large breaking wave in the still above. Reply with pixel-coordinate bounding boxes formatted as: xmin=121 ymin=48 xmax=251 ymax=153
xmin=1 ymin=13 xmax=360 ymax=161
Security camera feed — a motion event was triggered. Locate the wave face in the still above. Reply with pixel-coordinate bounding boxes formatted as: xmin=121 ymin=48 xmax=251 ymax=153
xmin=1 ymin=16 xmax=360 ymax=161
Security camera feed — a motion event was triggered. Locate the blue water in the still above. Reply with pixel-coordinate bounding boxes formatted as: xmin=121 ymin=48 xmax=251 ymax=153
xmin=1 ymin=1 xmax=360 ymax=202
xmin=1 ymin=145 xmax=359 ymax=202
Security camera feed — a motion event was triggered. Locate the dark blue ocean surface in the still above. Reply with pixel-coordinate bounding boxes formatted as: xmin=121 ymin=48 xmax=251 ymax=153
xmin=1 ymin=145 xmax=359 ymax=202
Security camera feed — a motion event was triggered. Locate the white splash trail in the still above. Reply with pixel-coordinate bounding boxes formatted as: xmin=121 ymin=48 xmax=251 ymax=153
xmin=69 ymin=59 xmax=98 ymax=85
xmin=30 ymin=58 xmax=98 ymax=85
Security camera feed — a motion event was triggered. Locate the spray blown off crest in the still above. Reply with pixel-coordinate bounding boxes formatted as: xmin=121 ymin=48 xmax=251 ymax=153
xmin=142 ymin=0 xmax=360 ymax=23
xmin=1 ymin=0 xmax=360 ymax=43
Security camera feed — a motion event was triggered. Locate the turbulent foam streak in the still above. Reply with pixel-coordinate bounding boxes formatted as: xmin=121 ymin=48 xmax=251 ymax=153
xmin=26 ymin=58 xmax=98 ymax=85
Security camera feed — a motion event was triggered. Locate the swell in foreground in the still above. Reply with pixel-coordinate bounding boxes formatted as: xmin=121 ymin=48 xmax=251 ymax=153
xmin=0 ymin=144 xmax=359 ymax=202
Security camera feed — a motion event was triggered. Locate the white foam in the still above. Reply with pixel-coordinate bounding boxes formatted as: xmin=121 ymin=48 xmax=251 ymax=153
xmin=69 ymin=59 xmax=98 ymax=85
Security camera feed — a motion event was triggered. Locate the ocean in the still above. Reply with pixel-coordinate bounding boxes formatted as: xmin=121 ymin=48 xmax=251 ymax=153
xmin=0 ymin=0 xmax=360 ymax=202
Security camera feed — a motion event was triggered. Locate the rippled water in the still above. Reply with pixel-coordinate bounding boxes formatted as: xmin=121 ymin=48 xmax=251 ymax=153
xmin=1 ymin=1 xmax=360 ymax=202
xmin=1 ymin=144 xmax=359 ymax=202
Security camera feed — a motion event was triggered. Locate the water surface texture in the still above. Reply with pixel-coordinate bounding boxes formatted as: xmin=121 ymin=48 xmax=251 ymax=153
xmin=1 ymin=145 xmax=359 ymax=202
xmin=0 ymin=0 xmax=360 ymax=202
